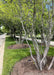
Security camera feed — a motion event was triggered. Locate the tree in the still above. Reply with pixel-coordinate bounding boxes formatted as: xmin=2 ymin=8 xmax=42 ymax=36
xmin=18 ymin=0 xmax=54 ymax=71
xmin=0 ymin=0 xmax=54 ymax=71
xmin=0 ymin=0 xmax=23 ymax=43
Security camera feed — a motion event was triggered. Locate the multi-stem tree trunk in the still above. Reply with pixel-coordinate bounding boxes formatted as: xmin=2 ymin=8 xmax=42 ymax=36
xmin=19 ymin=29 xmax=22 ymax=44
xmin=10 ymin=29 xmax=13 ymax=37
xmin=13 ymin=28 xmax=16 ymax=39
xmin=19 ymin=0 xmax=54 ymax=71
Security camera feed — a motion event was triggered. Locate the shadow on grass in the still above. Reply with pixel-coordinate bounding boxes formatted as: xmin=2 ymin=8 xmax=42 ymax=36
xmin=6 ymin=37 xmax=14 ymax=42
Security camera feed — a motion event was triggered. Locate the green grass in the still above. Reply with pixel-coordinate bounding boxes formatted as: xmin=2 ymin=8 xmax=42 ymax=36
xmin=2 ymin=37 xmax=34 ymax=75
xmin=2 ymin=37 xmax=54 ymax=75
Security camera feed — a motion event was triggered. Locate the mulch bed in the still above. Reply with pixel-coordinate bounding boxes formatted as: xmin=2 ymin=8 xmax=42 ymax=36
xmin=8 ymin=44 xmax=29 ymax=49
xmin=11 ymin=56 xmax=54 ymax=75
xmin=8 ymin=42 xmax=54 ymax=49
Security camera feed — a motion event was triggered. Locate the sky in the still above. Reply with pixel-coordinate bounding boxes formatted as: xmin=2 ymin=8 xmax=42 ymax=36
xmin=46 ymin=0 xmax=52 ymax=10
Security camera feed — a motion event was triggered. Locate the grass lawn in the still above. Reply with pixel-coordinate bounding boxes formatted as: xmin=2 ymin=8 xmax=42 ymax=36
xmin=2 ymin=36 xmax=54 ymax=75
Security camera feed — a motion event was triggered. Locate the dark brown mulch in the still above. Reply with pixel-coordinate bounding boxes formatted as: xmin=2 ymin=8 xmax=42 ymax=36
xmin=8 ymin=44 xmax=29 ymax=49
xmin=11 ymin=56 xmax=54 ymax=75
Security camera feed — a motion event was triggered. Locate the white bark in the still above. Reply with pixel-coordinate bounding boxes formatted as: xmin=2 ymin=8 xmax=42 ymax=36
xmin=21 ymin=21 xmax=39 ymax=69
xmin=31 ymin=36 xmax=41 ymax=67
xmin=48 ymin=57 xmax=54 ymax=70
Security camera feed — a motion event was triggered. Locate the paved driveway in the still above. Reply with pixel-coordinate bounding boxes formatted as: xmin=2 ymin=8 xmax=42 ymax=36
xmin=0 ymin=34 xmax=6 ymax=75
xmin=16 ymin=36 xmax=54 ymax=46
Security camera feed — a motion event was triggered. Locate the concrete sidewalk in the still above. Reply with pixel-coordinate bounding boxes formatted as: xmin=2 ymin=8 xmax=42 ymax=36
xmin=16 ymin=36 xmax=54 ymax=46
xmin=0 ymin=34 xmax=6 ymax=75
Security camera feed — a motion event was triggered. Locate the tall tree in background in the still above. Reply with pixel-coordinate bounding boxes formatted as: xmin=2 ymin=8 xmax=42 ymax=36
xmin=0 ymin=0 xmax=23 ymax=43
